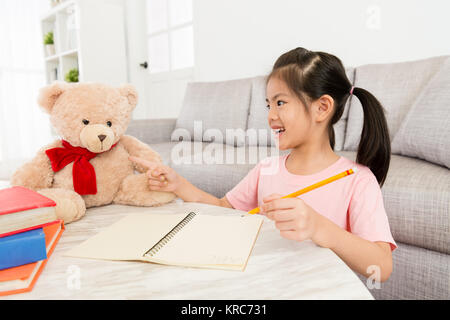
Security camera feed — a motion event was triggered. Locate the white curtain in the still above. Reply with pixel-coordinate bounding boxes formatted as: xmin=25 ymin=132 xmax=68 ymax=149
xmin=0 ymin=0 xmax=53 ymax=180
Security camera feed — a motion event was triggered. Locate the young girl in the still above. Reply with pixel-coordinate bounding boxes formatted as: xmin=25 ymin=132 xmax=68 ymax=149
xmin=131 ymin=47 xmax=396 ymax=282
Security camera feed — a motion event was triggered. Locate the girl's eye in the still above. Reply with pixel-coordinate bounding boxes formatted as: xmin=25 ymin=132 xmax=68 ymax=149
xmin=266 ymin=104 xmax=270 ymax=110
xmin=107 ymin=121 xmax=112 ymax=127
xmin=277 ymin=100 xmax=286 ymax=106
xmin=82 ymin=119 xmax=89 ymax=125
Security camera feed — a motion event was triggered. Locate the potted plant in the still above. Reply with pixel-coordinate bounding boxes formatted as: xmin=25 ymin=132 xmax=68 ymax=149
xmin=65 ymin=68 xmax=79 ymax=82
xmin=44 ymin=31 xmax=55 ymax=56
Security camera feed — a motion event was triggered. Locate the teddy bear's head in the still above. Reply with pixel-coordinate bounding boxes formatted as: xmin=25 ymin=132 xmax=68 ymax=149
xmin=37 ymin=81 xmax=138 ymax=153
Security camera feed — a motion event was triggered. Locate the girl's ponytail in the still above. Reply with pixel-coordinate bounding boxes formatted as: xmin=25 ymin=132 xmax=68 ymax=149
xmin=352 ymin=87 xmax=391 ymax=186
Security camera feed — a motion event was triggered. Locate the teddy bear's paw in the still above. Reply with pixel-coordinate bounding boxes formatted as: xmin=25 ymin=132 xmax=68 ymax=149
xmin=114 ymin=173 xmax=176 ymax=206
xmin=114 ymin=190 xmax=176 ymax=207
xmin=38 ymin=188 xmax=86 ymax=224
xmin=146 ymin=191 xmax=177 ymax=206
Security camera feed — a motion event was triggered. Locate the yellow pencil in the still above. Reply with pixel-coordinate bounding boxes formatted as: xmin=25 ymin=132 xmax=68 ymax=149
xmin=248 ymin=167 xmax=358 ymax=214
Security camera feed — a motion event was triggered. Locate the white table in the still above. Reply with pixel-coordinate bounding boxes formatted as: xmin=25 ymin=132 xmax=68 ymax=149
xmin=3 ymin=201 xmax=373 ymax=300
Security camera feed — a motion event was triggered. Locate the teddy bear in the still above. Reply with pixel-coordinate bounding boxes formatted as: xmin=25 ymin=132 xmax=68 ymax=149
xmin=11 ymin=81 xmax=176 ymax=223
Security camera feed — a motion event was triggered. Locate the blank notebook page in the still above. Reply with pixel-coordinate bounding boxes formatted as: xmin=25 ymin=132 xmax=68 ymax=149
xmin=66 ymin=211 xmax=263 ymax=271
xmin=66 ymin=213 xmax=186 ymax=261
xmin=148 ymin=214 xmax=262 ymax=267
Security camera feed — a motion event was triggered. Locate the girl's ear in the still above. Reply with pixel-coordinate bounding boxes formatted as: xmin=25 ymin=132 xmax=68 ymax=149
xmin=37 ymin=81 xmax=69 ymax=114
xmin=313 ymin=94 xmax=334 ymax=122
xmin=119 ymin=84 xmax=138 ymax=111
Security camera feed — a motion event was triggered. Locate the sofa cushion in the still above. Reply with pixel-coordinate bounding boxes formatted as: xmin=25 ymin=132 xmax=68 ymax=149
xmin=172 ymin=78 xmax=252 ymax=147
xmin=391 ymin=57 xmax=450 ymax=169
xmin=141 ymin=141 xmax=281 ymax=198
xmin=126 ymin=119 xmax=176 ymax=145
xmin=172 ymin=162 xmax=254 ymax=199
xmin=344 ymin=56 xmax=448 ymax=151
xmin=166 ymin=141 xmax=288 ymax=198
xmin=147 ymin=142 xmax=180 ymax=165
xmin=337 ymin=151 xmax=450 ymax=254
xmin=247 ymin=68 xmax=355 ymax=151
xmin=357 ymin=242 xmax=450 ymax=300
xmin=246 ymin=76 xmax=276 ymax=146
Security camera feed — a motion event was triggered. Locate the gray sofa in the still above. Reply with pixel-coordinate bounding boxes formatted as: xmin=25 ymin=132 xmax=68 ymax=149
xmin=127 ymin=55 xmax=450 ymax=300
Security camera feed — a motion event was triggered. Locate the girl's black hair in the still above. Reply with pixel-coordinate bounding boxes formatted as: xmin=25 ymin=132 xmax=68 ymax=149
xmin=268 ymin=47 xmax=390 ymax=186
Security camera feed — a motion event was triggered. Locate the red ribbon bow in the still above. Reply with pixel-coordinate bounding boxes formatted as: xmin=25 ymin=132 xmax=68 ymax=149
xmin=45 ymin=140 xmax=117 ymax=195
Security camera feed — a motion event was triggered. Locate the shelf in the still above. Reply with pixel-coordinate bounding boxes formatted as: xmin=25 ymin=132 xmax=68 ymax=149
xmin=60 ymin=48 xmax=78 ymax=58
xmin=42 ymin=14 xmax=56 ymax=24
xmin=45 ymin=48 xmax=79 ymax=61
xmin=41 ymin=0 xmax=75 ymax=21
xmin=41 ymin=0 xmax=128 ymax=85
xmin=45 ymin=60 xmax=60 ymax=83
xmin=41 ymin=0 xmax=79 ymax=83
xmin=45 ymin=53 xmax=59 ymax=62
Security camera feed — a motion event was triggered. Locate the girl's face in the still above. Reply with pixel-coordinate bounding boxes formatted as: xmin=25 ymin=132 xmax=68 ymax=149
xmin=266 ymin=77 xmax=314 ymax=150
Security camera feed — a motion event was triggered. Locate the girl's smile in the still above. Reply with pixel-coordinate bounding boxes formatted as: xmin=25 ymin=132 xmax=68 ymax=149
xmin=265 ymin=76 xmax=313 ymax=150
xmin=271 ymin=125 xmax=285 ymax=138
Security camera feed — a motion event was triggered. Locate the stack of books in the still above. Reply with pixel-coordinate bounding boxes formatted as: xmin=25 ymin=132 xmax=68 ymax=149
xmin=0 ymin=186 xmax=64 ymax=296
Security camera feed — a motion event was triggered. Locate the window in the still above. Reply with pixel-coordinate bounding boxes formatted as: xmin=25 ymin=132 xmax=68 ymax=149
xmin=0 ymin=0 xmax=52 ymax=178
xmin=146 ymin=0 xmax=194 ymax=73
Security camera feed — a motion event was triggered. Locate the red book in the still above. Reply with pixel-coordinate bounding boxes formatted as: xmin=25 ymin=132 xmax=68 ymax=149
xmin=0 ymin=220 xmax=64 ymax=296
xmin=0 ymin=186 xmax=57 ymax=238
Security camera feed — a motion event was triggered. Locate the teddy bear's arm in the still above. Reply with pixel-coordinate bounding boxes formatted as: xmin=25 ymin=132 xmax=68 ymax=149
xmin=10 ymin=140 xmax=62 ymax=191
xmin=120 ymin=135 xmax=163 ymax=173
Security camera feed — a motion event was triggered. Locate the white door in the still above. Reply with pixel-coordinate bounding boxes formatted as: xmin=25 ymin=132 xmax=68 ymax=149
xmin=126 ymin=0 xmax=195 ymax=120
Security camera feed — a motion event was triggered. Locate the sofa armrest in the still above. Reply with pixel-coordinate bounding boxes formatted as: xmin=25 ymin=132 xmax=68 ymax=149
xmin=126 ymin=118 xmax=177 ymax=145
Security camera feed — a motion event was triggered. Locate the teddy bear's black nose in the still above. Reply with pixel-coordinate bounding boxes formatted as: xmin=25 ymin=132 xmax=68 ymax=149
xmin=98 ymin=135 xmax=107 ymax=142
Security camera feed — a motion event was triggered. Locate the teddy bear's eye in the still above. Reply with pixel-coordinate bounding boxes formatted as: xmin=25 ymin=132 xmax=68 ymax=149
xmin=106 ymin=121 xmax=112 ymax=127
xmin=82 ymin=119 xmax=89 ymax=125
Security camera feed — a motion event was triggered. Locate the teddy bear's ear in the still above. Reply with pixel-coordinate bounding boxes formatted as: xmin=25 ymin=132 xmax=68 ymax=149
xmin=37 ymin=81 xmax=69 ymax=113
xmin=118 ymin=84 xmax=138 ymax=111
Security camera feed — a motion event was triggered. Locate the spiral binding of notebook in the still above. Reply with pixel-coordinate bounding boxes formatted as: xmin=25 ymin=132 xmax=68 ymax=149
xmin=144 ymin=212 xmax=197 ymax=257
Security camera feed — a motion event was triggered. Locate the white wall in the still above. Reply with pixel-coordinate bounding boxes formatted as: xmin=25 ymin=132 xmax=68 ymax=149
xmin=192 ymin=0 xmax=450 ymax=82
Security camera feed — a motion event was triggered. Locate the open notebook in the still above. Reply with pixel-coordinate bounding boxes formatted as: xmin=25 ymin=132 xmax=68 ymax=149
xmin=65 ymin=209 xmax=263 ymax=271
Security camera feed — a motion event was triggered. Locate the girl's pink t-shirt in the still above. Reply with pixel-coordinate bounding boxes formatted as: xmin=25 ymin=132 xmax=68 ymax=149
xmin=225 ymin=154 xmax=397 ymax=250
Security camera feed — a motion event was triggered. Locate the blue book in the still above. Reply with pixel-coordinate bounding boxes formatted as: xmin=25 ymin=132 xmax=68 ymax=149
xmin=0 ymin=228 xmax=47 ymax=270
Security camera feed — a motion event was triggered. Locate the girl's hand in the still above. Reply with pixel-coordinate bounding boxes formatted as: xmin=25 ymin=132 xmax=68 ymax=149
xmin=129 ymin=156 xmax=183 ymax=193
xmin=260 ymin=193 xmax=327 ymax=247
